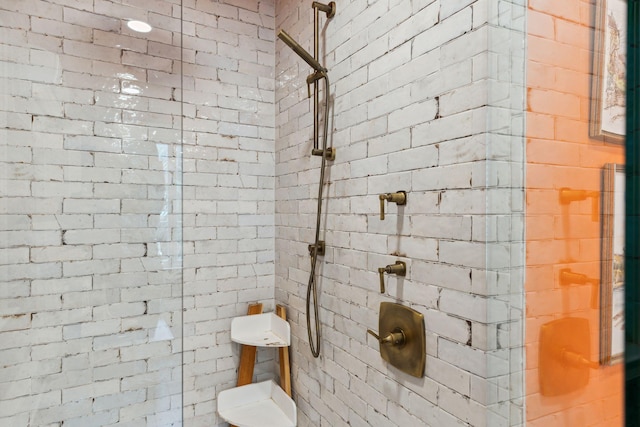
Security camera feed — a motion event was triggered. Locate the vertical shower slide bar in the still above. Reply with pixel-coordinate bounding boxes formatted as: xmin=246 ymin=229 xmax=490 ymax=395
xmin=310 ymin=1 xmax=335 ymax=159
xmin=313 ymin=3 xmax=319 ymax=153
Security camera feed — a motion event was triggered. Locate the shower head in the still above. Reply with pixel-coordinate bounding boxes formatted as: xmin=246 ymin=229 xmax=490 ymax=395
xmin=277 ymin=30 xmax=327 ymax=73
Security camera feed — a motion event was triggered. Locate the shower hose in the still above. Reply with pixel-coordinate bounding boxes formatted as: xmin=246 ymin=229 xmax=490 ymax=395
xmin=307 ymin=72 xmax=330 ymax=358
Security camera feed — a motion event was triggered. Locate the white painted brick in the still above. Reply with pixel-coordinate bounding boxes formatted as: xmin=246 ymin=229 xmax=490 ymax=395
xmin=63 ymin=166 xmax=121 ymax=183
xmin=0 ymin=145 xmax=30 ymax=166
xmin=62 ymin=198 xmax=120 ymax=214
xmin=414 ymin=8 xmax=474 ymax=59
xmin=0 ymin=390 xmax=61 ymax=418
xmin=389 ymin=144 xmax=438 ymax=174
xmin=417 ymin=260 xmax=474 ymax=294
xmin=219 ymin=16 xmax=258 ymax=37
xmin=439 ymin=386 xmax=487 ymax=426
xmin=0 ymin=358 xmax=56 ymax=386
xmin=31 ymin=367 xmax=93 ymax=396
xmin=62 ymin=319 xmax=121 ymax=341
xmin=0 ymin=215 xmax=31 ymax=234
xmin=441 ymin=25 xmax=488 ymax=68
xmin=0 ymin=247 xmax=29 ymax=265
xmin=442 ymin=0 xmax=477 ymax=19
xmin=349 ymin=155 xmax=388 ymax=179
xmin=93 ymin=243 xmax=146 ymax=259
xmin=439 ymin=240 xmax=486 ymax=269
xmin=122 ymin=284 xmax=172 ymax=302
xmin=388 ymin=99 xmax=438 ymax=132
xmin=2 ymin=326 xmax=64 ymax=352
xmin=438 ymin=337 xmax=487 ymax=378
xmin=0 ymin=378 xmax=31 ymax=400
xmin=31 ymin=246 xmax=92 ymax=262
xmin=5 ymin=0 xmax=63 ymax=19
xmin=440 ymin=80 xmax=489 ymax=116
xmin=472 ymin=321 xmax=499 ymax=351
xmin=0 ymin=229 xmax=61 ymax=247
xmin=411 ymin=59 xmax=473 ymax=102
xmin=369 ymin=42 xmax=412 ymax=82
xmin=411 ymin=215 xmax=472 ymax=240
xmin=63 ymin=135 xmax=122 ymax=153
xmin=94 ymin=389 xmax=147 ymax=412
xmin=121 ymin=341 xmax=172 ymax=362
xmin=61 ymin=229 xmax=120 ymax=246
xmin=62 ymin=289 xmax=120 ymax=310
xmin=33 ymin=17 xmax=92 ymax=42
xmin=412 ymin=108 xmax=485 ymax=147
xmin=30 ymin=277 xmax=90 ymax=297
xmin=60 ymin=411 xmax=119 ymax=427
xmin=425 ymin=309 xmax=471 ymax=344
xmin=92 ymin=369 xmax=149 ymax=398
xmin=63 ymin=259 xmax=120 ymax=277
xmin=0 ymin=262 xmax=61 ymax=282
xmin=118 ymin=396 xmax=171 ymax=420
xmin=0 ymin=313 xmax=30 ymax=332
xmin=4 ymin=59 xmax=63 ymax=84
xmin=426 ymin=355 xmax=471 ymax=396
xmin=440 ymin=189 xmax=487 ymax=215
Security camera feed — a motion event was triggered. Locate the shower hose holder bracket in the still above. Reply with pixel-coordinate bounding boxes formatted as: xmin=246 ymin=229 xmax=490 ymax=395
xmin=308 ymin=240 xmax=325 ymax=256
xmin=311 ymin=147 xmax=336 ymax=161
xmin=312 ymin=1 xmax=336 ymax=18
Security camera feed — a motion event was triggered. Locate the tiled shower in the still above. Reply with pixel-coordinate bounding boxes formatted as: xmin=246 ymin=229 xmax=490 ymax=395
xmin=1 ymin=0 xmax=626 ymax=426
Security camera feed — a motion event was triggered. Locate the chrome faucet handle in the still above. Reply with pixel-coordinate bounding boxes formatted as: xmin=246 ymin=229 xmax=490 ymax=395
xmin=367 ymin=328 xmax=406 ymax=346
xmin=378 ymin=191 xmax=407 ymax=220
xmin=377 ymin=261 xmax=406 ymax=293
xmin=377 ymin=267 xmax=386 ymax=293
xmin=379 ymin=195 xmax=386 ymax=220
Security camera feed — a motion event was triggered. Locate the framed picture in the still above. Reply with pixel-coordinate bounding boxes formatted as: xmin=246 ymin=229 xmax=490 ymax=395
xmin=600 ymin=163 xmax=625 ymax=365
xmin=590 ymin=0 xmax=627 ymax=144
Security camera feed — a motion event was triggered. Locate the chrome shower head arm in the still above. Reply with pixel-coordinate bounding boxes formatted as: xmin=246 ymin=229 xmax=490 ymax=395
xmin=277 ymin=30 xmax=327 ymax=73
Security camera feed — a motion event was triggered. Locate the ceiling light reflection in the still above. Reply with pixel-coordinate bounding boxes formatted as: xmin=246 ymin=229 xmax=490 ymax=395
xmin=127 ymin=20 xmax=152 ymax=33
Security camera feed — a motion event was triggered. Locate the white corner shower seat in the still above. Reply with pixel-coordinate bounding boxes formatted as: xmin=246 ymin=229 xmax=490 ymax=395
xmin=217 ymin=304 xmax=296 ymax=427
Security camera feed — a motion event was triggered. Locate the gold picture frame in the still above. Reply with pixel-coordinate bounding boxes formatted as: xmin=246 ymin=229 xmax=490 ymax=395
xmin=600 ymin=163 xmax=625 ymax=365
xmin=590 ymin=0 xmax=627 ymax=144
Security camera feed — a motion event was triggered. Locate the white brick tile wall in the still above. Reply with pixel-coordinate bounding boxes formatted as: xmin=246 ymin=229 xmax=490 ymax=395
xmin=276 ymin=1 xmax=524 ymax=426
xmin=2 ymin=0 xmax=524 ymax=425
xmin=1 ymin=0 xmax=219 ymax=423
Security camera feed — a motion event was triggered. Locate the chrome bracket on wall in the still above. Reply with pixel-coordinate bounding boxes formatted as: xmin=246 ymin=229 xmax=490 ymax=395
xmin=311 ymin=147 xmax=336 ymax=160
xmin=308 ymin=240 xmax=325 ymax=256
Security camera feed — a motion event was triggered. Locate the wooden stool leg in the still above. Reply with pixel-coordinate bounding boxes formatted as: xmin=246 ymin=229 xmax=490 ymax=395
xmin=236 ymin=303 xmax=263 ymax=387
xmin=230 ymin=303 xmax=263 ymax=427
xmin=276 ymin=304 xmax=291 ymax=397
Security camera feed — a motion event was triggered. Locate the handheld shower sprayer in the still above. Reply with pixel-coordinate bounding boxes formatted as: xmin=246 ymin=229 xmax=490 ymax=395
xmin=277 ymin=30 xmax=326 ymax=73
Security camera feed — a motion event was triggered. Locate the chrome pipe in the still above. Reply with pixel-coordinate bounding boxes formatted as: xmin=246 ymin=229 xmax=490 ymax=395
xmin=313 ymin=6 xmax=319 ymax=151
xmin=277 ymin=30 xmax=327 ymax=73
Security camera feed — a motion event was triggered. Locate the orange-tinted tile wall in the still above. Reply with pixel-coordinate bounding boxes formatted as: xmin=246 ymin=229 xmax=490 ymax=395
xmin=526 ymin=0 xmax=624 ymax=425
